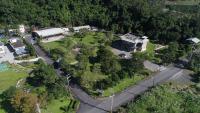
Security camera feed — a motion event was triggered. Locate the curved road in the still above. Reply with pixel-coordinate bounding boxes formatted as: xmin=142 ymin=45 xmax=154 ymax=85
xmin=33 ymin=44 xmax=185 ymax=113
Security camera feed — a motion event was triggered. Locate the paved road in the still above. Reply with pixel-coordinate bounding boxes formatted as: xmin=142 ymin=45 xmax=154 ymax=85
xmin=32 ymin=42 xmax=186 ymax=113
xmin=33 ymin=45 xmax=53 ymax=64
xmin=78 ymin=67 xmax=183 ymax=113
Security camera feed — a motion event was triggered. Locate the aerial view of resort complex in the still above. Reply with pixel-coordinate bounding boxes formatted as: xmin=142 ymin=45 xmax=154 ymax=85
xmin=0 ymin=0 xmax=200 ymax=113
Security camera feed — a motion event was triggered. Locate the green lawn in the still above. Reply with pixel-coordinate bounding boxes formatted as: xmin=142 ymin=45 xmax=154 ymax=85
xmin=0 ymin=65 xmax=29 ymax=93
xmin=41 ymin=32 xmax=105 ymax=63
xmin=41 ymin=38 xmax=77 ymax=63
xmin=78 ymin=32 xmax=105 ymax=46
xmin=102 ymin=75 xmax=144 ymax=97
xmin=42 ymin=98 xmax=74 ymax=113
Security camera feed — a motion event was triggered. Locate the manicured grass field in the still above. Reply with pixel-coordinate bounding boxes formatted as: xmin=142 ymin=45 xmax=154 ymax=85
xmin=0 ymin=65 xmax=29 ymax=93
xmin=102 ymin=75 xmax=144 ymax=97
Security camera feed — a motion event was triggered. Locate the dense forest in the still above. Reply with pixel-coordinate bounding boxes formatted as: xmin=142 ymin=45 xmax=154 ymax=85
xmin=0 ymin=0 xmax=161 ymax=32
xmin=1 ymin=0 xmax=200 ymax=44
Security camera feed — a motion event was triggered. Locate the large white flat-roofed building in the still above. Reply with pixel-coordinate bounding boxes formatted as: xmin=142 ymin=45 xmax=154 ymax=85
xmin=32 ymin=28 xmax=69 ymax=39
xmin=0 ymin=42 xmax=5 ymax=54
xmin=120 ymin=33 xmax=149 ymax=52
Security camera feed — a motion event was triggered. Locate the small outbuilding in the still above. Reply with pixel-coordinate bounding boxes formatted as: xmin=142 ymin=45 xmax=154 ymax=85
xmin=186 ymin=37 xmax=200 ymax=44
xmin=9 ymin=38 xmax=27 ymax=56
xmin=73 ymin=25 xmax=91 ymax=33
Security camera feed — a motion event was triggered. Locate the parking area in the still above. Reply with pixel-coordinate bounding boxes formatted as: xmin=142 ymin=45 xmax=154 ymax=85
xmin=111 ymin=47 xmax=132 ymax=59
xmin=0 ymin=46 xmax=15 ymax=63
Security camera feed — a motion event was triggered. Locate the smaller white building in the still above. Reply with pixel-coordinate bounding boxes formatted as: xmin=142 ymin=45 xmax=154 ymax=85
xmin=18 ymin=25 xmax=25 ymax=34
xmin=120 ymin=33 xmax=149 ymax=52
xmin=186 ymin=37 xmax=200 ymax=44
xmin=0 ymin=42 xmax=5 ymax=54
xmin=73 ymin=25 xmax=91 ymax=33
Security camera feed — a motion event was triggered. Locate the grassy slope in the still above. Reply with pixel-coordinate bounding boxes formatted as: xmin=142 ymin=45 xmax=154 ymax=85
xmin=41 ymin=38 xmax=77 ymax=63
xmin=126 ymin=84 xmax=200 ymax=113
xmin=103 ymin=75 xmax=144 ymax=97
xmin=42 ymin=98 xmax=73 ymax=113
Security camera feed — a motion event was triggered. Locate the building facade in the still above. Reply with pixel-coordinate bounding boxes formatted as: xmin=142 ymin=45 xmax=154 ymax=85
xmin=120 ymin=33 xmax=149 ymax=52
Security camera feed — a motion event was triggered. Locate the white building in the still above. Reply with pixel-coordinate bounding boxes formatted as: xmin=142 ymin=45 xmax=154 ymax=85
xmin=18 ymin=25 xmax=25 ymax=34
xmin=32 ymin=28 xmax=69 ymax=39
xmin=186 ymin=37 xmax=200 ymax=44
xmin=120 ymin=33 xmax=149 ymax=52
xmin=0 ymin=42 xmax=5 ymax=54
xmin=73 ymin=25 xmax=91 ymax=33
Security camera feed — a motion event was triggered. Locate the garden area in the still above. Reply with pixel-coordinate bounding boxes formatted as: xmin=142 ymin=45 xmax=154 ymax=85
xmin=40 ymin=31 xmax=157 ymax=97
xmin=40 ymin=32 xmax=107 ymax=64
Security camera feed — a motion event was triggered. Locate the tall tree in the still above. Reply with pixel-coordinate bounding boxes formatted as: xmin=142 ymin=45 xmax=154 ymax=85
xmin=11 ymin=90 xmax=38 ymax=113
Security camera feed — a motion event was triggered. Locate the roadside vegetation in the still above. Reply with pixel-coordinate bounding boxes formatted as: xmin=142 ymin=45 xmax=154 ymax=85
xmin=119 ymin=83 xmax=200 ymax=113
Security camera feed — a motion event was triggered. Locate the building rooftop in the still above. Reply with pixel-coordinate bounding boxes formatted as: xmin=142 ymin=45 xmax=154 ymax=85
xmin=73 ymin=25 xmax=91 ymax=31
xmin=120 ymin=33 xmax=148 ymax=43
xmin=187 ymin=37 xmax=200 ymax=44
xmin=10 ymin=39 xmax=25 ymax=48
xmin=34 ymin=28 xmax=67 ymax=38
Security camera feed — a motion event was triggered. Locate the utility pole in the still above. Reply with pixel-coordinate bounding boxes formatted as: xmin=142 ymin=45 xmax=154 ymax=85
xmin=66 ymin=74 xmax=71 ymax=87
xmin=66 ymin=74 xmax=72 ymax=98
xmin=110 ymin=88 xmax=114 ymax=113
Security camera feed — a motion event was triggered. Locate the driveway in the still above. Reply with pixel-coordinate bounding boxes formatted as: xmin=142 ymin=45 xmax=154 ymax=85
xmin=111 ymin=48 xmax=132 ymax=59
